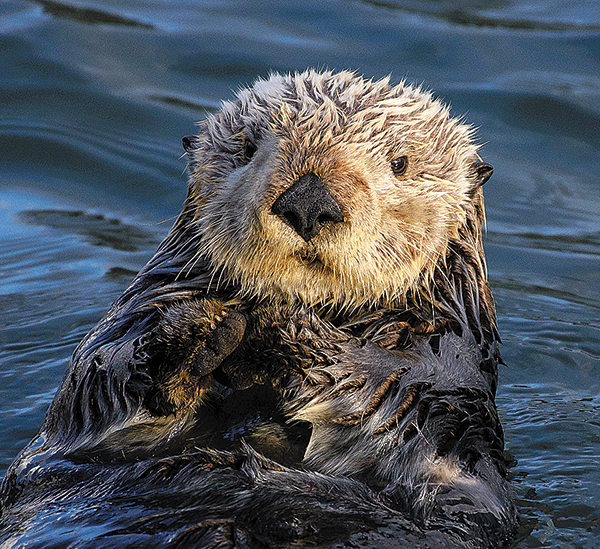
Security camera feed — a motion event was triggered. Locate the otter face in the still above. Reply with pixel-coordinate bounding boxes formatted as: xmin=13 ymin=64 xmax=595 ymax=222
xmin=184 ymin=70 xmax=490 ymax=309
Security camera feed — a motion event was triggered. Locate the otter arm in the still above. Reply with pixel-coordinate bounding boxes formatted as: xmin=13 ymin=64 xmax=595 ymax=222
xmin=41 ymin=297 xmax=246 ymax=456
xmin=286 ymin=332 xmax=514 ymax=535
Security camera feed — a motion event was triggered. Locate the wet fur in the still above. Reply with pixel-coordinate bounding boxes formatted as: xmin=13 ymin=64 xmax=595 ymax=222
xmin=1 ymin=70 xmax=516 ymax=548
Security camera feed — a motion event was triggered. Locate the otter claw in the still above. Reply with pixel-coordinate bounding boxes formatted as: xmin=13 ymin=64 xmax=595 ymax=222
xmin=208 ymin=312 xmax=247 ymax=358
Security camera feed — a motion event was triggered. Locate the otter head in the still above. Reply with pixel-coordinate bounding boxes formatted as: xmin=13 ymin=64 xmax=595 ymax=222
xmin=181 ymin=70 xmax=492 ymax=310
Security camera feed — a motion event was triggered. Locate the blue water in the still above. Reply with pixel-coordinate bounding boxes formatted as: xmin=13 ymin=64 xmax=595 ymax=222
xmin=1 ymin=1 xmax=599 ymax=547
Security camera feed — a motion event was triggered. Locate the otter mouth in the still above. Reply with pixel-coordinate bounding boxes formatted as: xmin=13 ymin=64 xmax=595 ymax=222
xmin=294 ymin=249 xmax=330 ymax=273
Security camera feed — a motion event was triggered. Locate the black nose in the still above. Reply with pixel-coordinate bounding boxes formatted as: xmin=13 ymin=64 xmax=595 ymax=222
xmin=271 ymin=173 xmax=344 ymax=242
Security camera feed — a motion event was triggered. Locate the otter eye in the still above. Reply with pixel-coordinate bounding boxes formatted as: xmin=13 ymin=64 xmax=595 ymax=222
xmin=391 ymin=156 xmax=408 ymax=176
xmin=243 ymin=139 xmax=257 ymax=162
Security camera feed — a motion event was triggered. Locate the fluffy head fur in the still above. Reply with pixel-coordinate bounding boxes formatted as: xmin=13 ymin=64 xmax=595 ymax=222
xmin=183 ymin=70 xmax=485 ymax=310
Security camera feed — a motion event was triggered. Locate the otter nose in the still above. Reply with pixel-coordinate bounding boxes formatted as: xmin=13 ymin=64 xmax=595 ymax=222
xmin=271 ymin=172 xmax=344 ymax=242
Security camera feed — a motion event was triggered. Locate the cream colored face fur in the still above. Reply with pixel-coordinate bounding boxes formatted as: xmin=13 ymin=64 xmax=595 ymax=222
xmin=185 ymin=70 xmax=482 ymax=309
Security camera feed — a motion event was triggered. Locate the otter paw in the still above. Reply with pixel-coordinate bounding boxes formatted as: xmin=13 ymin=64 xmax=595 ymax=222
xmin=146 ymin=301 xmax=247 ymax=414
xmin=155 ymin=300 xmax=247 ymax=377
xmin=203 ymin=310 xmax=247 ymax=370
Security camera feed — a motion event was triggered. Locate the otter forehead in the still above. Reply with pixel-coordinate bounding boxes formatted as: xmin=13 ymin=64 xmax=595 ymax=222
xmin=183 ymin=70 xmax=488 ymax=309
xmin=198 ymin=70 xmax=478 ymax=180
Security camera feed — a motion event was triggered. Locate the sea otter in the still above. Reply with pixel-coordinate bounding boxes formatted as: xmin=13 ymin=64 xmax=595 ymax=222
xmin=0 ymin=70 xmax=517 ymax=548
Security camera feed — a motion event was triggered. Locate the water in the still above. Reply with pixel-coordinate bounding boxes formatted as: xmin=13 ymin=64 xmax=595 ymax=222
xmin=1 ymin=1 xmax=599 ymax=547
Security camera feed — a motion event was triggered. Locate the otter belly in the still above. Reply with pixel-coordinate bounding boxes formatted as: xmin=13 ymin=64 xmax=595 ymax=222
xmin=0 ymin=323 xmax=515 ymax=549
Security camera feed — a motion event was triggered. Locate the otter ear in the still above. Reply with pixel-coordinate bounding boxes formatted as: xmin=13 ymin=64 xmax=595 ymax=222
xmin=182 ymin=136 xmax=197 ymax=154
xmin=473 ymin=161 xmax=493 ymax=187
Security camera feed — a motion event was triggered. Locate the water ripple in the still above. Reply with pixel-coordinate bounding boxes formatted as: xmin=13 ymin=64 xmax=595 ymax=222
xmin=34 ymin=0 xmax=154 ymax=28
xmin=360 ymin=0 xmax=600 ymax=31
